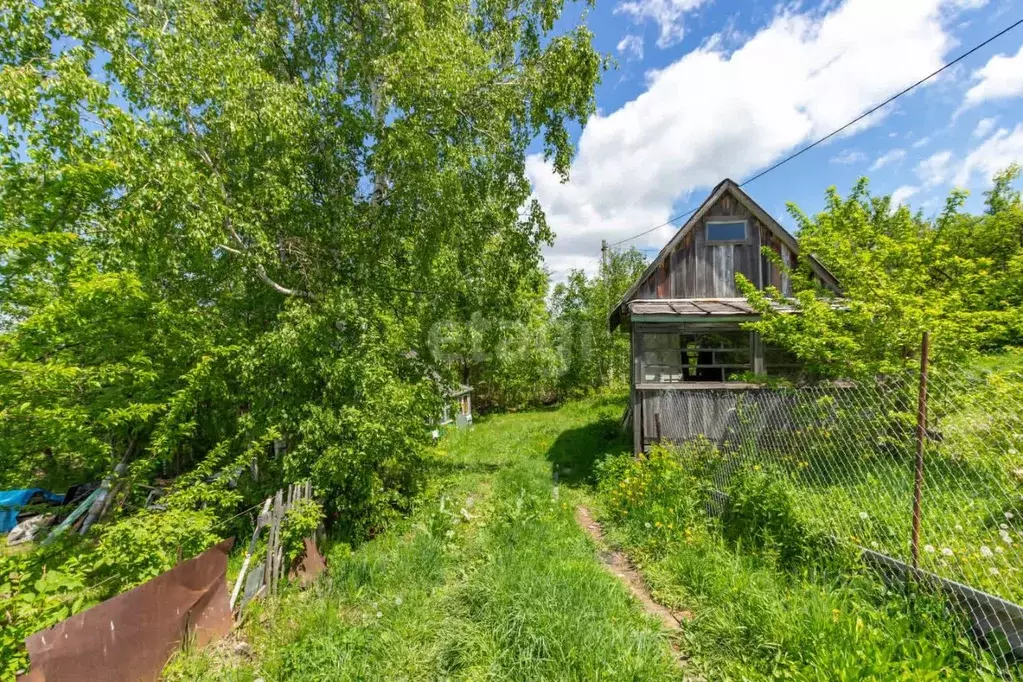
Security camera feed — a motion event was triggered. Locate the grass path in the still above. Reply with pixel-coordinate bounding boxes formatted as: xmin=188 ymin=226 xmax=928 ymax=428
xmin=166 ymin=395 xmax=688 ymax=681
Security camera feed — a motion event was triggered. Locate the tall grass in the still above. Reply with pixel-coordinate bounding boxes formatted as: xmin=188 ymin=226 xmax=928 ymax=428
xmin=596 ymin=444 xmax=1014 ymax=680
xmin=166 ymin=395 xmax=682 ymax=680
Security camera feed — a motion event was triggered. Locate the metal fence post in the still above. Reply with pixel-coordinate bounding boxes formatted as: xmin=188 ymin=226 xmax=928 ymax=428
xmin=911 ymin=331 xmax=930 ymax=574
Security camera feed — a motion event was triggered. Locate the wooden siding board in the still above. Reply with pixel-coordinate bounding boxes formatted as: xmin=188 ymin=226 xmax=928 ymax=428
xmin=613 ymin=180 xmax=840 ymax=328
xmin=630 ymin=190 xmax=770 ymax=301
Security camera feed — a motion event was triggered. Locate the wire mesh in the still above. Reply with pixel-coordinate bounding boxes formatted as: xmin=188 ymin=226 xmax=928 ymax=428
xmin=655 ymin=366 xmax=1023 ymax=663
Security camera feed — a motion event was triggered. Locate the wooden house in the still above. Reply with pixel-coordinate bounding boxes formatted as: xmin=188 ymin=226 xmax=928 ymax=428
xmin=608 ymin=179 xmax=840 ymax=453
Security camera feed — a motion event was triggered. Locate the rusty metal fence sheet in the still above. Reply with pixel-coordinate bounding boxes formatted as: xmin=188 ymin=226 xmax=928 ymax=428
xmin=18 ymin=538 xmax=234 ymax=682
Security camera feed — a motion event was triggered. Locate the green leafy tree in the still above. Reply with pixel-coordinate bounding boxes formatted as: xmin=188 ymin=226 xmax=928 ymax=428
xmin=0 ymin=0 xmax=604 ymax=653
xmin=552 ymin=247 xmax=647 ymax=392
xmin=740 ymin=172 xmax=1023 ymax=378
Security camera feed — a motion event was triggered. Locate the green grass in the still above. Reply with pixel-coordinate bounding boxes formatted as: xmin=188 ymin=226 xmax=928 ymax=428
xmin=168 ymin=389 xmax=1020 ymax=681
xmin=165 ymin=395 xmax=682 ymax=681
xmin=593 ymin=439 xmax=1016 ymax=680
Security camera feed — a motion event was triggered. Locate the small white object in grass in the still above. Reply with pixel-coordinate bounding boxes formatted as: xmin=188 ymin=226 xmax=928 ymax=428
xmin=395 ymin=596 xmax=402 ymax=606
xmin=858 ymin=511 xmax=869 ymax=520
xmin=645 ymin=522 xmax=651 ymax=529
xmin=924 ymin=544 xmax=935 ymax=553
xmin=941 ymin=547 xmax=954 ymax=557
xmin=460 ymin=507 xmax=472 ymax=521
xmin=1001 ymin=523 xmax=1009 ymax=530
xmin=955 ymin=524 xmax=964 ymax=532
xmin=376 ymin=611 xmax=383 ymax=618
xmin=1007 ymin=511 xmax=1015 ymax=520
xmin=990 ymin=567 xmax=1001 ymax=576
xmin=981 ymin=545 xmax=994 ymax=558
xmin=445 ymin=529 xmax=454 ymax=538
xmin=996 ymin=546 xmax=1005 ymax=554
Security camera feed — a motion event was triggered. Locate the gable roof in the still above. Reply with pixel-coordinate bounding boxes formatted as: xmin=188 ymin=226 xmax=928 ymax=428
xmin=608 ymin=179 xmax=839 ymax=330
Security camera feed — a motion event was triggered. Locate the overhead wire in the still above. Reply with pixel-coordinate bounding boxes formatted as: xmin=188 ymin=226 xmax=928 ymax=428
xmin=608 ymin=15 xmax=1023 ymax=248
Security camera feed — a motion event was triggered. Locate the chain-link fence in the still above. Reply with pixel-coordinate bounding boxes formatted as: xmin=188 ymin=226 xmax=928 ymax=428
xmin=658 ymin=362 xmax=1023 ymax=662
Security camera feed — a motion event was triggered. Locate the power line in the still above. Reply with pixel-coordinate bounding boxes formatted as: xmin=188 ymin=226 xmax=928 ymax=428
xmin=609 ymin=15 xmax=1023 ymax=248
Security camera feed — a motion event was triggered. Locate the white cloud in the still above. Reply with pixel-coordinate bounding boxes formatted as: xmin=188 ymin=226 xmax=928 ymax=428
xmin=531 ymin=0 xmax=963 ymax=278
xmin=890 ymin=185 xmax=920 ymax=207
xmin=962 ymin=44 xmax=1023 ymax=109
xmin=871 ymin=148 xmax=907 ymax=170
xmin=973 ymin=116 xmax=997 ymax=138
xmin=915 ymin=150 xmax=955 ymax=187
xmin=831 ymin=149 xmax=867 ymax=164
xmin=911 ymin=136 xmax=931 ymax=148
xmin=617 ymin=34 xmax=645 ymax=61
xmin=956 ymin=124 xmax=1023 ymax=185
xmin=615 ymin=0 xmax=712 ymax=49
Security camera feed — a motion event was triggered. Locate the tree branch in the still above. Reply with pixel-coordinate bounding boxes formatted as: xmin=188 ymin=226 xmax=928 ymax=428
xmin=255 ymin=264 xmax=316 ymax=299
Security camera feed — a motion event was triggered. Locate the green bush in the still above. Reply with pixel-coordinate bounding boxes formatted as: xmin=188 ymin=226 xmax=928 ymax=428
xmin=596 ymin=443 xmax=711 ymax=555
xmin=721 ymin=464 xmax=827 ymax=569
xmin=280 ymin=498 xmax=325 ymax=566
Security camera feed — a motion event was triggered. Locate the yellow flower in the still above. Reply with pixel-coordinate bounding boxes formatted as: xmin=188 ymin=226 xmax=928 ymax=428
xmin=832 ymin=609 xmax=840 ymax=623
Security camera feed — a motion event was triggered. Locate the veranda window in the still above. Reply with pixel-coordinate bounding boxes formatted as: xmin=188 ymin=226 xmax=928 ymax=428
xmin=640 ymin=327 xmax=752 ymax=383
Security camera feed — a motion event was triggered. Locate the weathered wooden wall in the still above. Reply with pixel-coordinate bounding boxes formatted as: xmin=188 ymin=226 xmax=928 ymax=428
xmin=634 ymin=191 xmax=794 ymax=300
xmin=637 ymin=387 xmax=796 ymax=450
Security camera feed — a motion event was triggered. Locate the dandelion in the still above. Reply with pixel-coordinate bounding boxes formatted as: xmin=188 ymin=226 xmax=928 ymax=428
xmin=645 ymin=522 xmax=652 ymax=529
xmin=395 ymin=596 xmax=403 ymax=606
xmin=924 ymin=544 xmax=936 ymax=554
xmin=941 ymin=547 xmax=954 ymax=557
xmin=858 ymin=511 xmax=869 ymax=520
xmin=376 ymin=611 xmax=383 ymax=618
xmin=980 ymin=545 xmax=994 ymax=558
xmin=989 ymin=567 xmax=1000 ymax=576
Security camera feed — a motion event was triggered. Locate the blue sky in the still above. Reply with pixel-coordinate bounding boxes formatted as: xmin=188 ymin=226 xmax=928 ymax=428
xmin=531 ymin=0 xmax=1023 ymax=278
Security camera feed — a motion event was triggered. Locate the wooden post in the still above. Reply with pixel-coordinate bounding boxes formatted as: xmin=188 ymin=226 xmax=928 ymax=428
xmin=752 ymin=331 xmax=765 ymax=376
xmin=655 ymin=413 xmax=662 ymax=443
xmin=632 ymin=326 xmax=643 ymax=455
xmin=267 ymin=489 xmax=284 ymax=595
xmin=230 ymin=497 xmax=272 ymax=610
xmin=911 ymin=331 xmax=930 ymax=574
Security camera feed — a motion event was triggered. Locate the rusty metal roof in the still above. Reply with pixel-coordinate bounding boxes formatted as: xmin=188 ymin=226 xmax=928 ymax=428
xmin=625 ymin=297 xmax=798 ymax=317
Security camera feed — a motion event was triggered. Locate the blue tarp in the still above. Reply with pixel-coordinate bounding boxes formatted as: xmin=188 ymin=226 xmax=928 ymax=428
xmin=0 ymin=488 xmax=64 ymax=532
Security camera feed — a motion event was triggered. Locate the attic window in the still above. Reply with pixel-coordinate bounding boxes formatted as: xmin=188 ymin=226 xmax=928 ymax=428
xmin=706 ymin=220 xmax=747 ymax=243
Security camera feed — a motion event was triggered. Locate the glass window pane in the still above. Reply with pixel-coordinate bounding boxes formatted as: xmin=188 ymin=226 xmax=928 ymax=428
xmin=639 ymin=329 xmax=751 ymax=383
xmin=706 ymin=221 xmax=747 ymax=242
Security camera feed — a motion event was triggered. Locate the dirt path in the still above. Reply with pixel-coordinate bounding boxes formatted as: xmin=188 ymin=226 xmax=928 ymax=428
xmin=575 ymin=505 xmax=694 ymax=669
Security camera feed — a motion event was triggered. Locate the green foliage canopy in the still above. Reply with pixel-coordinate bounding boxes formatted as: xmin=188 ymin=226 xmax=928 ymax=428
xmin=741 ymin=168 xmax=1023 ymax=378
